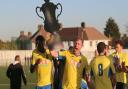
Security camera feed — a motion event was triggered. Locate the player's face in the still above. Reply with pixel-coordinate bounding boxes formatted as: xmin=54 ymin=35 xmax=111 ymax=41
xmin=115 ymin=44 xmax=123 ymax=53
xmin=74 ymin=40 xmax=83 ymax=51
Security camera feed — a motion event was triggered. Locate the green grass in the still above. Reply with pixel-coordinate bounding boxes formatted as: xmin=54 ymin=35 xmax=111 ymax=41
xmin=0 ymin=66 xmax=36 ymax=89
xmin=1 ymin=66 xmax=128 ymax=89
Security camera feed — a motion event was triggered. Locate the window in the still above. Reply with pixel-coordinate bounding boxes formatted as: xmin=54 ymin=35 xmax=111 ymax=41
xmin=90 ymin=41 xmax=93 ymax=46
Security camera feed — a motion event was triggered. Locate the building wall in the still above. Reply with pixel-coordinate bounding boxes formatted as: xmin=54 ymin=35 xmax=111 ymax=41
xmin=0 ymin=49 xmax=127 ymax=66
xmin=0 ymin=50 xmax=96 ymax=66
xmin=62 ymin=41 xmax=74 ymax=50
xmin=0 ymin=50 xmax=32 ymax=66
xmin=81 ymin=40 xmax=109 ymax=51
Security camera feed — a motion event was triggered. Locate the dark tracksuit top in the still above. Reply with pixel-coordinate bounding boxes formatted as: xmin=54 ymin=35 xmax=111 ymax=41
xmin=6 ymin=63 xmax=27 ymax=89
xmin=53 ymin=55 xmax=66 ymax=89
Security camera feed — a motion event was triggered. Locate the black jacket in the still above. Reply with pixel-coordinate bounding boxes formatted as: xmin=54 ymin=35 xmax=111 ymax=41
xmin=6 ymin=63 xmax=27 ymax=89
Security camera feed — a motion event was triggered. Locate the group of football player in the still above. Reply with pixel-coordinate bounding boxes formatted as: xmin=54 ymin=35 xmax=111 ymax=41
xmin=7 ymin=35 xmax=128 ymax=89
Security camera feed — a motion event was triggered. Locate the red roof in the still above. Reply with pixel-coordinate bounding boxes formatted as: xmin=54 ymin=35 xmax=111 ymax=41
xmin=58 ymin=27 xmax=84 ymax=41
xmin=58 ymin=27 xmax=108 ymax=41
xmin=31 ymin=25 xmax=109 ymax=42
xmin=83 ymin=27 xmax=108 ymax=40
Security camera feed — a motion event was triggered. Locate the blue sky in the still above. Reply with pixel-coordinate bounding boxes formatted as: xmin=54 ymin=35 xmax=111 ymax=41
xmin=0 ymin=0 xmax=128 ymax=40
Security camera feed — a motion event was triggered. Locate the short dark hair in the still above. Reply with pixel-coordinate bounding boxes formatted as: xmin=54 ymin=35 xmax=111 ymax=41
xmin=97 ymin=42 xmax=106 ymax=54
xmin=15 ymin=55 xmax=20 ymax=61
xmin=35 ymin=35 xmax=45 ymax=46
xmin=114 ymin=40 xmax=124 ymax=47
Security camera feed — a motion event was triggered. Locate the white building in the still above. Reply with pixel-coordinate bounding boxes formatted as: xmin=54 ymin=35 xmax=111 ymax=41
xmin=58 ymin=24 xmax=109 ymax=51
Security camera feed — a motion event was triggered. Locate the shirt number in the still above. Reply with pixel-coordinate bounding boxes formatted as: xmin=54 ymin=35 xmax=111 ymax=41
xmin=98 ymin=64 xmax=103 ymax=76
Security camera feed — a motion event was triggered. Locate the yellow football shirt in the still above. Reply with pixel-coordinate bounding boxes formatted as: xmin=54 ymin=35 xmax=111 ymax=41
xmin=31 ymin=49 xmax=53 ymax=86
xmin=110 ymin=52 xmax=128 ymax=83
xmin=90 ymin=55 xmax=115 ymax=89
xmin=62 ymin=51 xmax=89 ymax=89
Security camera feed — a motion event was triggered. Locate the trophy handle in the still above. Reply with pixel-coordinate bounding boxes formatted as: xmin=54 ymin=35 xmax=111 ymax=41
xmin=36 ymin=6 xmax=44 ymax=20
xmin=56 ymin=3 xmax=62 ymax=20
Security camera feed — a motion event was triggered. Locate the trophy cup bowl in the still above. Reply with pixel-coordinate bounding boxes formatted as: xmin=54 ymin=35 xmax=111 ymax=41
xmin=36 ymin=0 xmax=62 ymax=33
xmin=36 ymin=0 xmax=63 ymax=50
